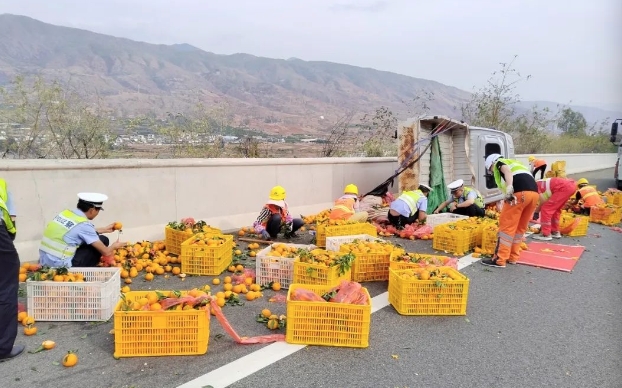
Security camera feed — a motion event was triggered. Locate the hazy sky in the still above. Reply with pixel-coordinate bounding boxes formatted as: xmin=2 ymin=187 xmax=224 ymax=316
xmin=3 ymin=0 xmax=621 ymax=109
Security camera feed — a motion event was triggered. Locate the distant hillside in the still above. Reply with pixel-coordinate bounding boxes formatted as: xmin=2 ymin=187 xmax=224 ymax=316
xmin=0 ymin=14 xmax=616 ymax=135
xmin=0 ymin=14 xmax=470 ymax=134
xmin=518 ymin=101 xmax=622 ymax=130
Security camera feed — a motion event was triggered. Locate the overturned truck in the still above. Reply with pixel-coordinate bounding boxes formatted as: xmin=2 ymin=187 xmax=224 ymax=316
xmin=384 ymin=115 xmax=516 ymax=207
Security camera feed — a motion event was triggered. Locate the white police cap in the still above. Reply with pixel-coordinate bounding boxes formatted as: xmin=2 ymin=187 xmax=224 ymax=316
xmin=447 ymin=179 xmax=465 ymax=192
xmin=78 ymin=192 xmax=108 ymax=210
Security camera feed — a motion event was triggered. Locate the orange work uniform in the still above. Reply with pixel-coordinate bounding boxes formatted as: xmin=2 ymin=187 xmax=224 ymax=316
xmin=493 ymin=159 xmax=539 ymax=265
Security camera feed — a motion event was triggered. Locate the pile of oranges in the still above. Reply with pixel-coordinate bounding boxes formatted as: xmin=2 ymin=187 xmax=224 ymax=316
xmin=118 ymin=289 xmax=212 ymax=312
xmin=113 ymin=240 xmax=182 ymax=284
xmin=339 ymin=240 xmax=398 ymax=256
xmin=17 ymin=311 xmax=37 ymax=335
xmin=302 ymin=209 xmax=331 ymax=225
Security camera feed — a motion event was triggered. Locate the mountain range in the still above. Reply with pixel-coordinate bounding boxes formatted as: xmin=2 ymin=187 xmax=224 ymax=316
xmin=0 ymin=14 xmax=619 ymax=135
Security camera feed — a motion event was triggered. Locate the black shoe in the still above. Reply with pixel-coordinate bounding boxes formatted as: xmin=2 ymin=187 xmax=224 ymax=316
xmin=284 ymin=232 xmax=298 ymax=239
xmin=481 ymin=258 xmax=506 ymax=268
xmin=0 ymin=344 xmax=25 ymax=362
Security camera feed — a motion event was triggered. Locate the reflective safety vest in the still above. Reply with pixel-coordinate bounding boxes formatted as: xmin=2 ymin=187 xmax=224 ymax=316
xmin=492 ymin=158 xmax=532 ymax=193
xmin=455 ymin=186 xmax=485 ymax=209
xmin=0 ymin=179 xmax=16 ymax=234
xmin=397 ymin=190 xmax=424 ymax=216
xmin=536 ymin=178 xmax=553 ymax=203
xmin=578 ymin=186 xmax=603 ymax=208
xmin=330 ymin=196 xmax=357 ymax=220
xmin=39 ymin=210 xmax=89 ymax=261
xmin=531 ymin=159 xmax=546 ymax=170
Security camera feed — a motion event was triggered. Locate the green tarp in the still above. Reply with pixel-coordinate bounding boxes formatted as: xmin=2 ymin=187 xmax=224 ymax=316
xmin=426 ymin=137 xmax=448 ymax=214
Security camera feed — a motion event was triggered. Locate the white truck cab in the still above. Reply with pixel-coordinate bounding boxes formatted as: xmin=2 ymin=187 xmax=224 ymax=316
xmin=397 ymin=115 xmax=516 ymax=205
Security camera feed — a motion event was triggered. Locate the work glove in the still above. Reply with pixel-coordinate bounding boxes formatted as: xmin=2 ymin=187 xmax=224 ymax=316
xmin=260 ymin=230 xmax=271 ymax=240
xmin=506 ymin=185 xmax=514 ymax=197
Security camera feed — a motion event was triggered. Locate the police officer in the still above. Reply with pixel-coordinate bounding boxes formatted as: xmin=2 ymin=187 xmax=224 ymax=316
xmin=387 ymin=184 xmax=432 ymax=228
xmin=0 ymin=178 xmax=25 ymax=362
xmin=433 ymin=179 xmax=485 ymax=217
xmin=39 ymin=193 xmax=126 ymax=268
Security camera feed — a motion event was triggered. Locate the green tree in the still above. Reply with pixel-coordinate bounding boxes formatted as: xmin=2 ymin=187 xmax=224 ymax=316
xmin=557 ymin=108 xmax=587 ymax=136
xmin=0 ymin=76 xmax=115 ymax=159
xmin=460 ymin=55 xmax=555 ymax=153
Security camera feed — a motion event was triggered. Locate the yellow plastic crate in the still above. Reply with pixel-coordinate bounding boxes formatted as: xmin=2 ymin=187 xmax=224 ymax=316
xmin=165 ymin=225 xmax=222 ymax=255
xmin=551 ymin=160 xmax=566 ymax=172
xmin=164 ymin=227 xmax=195 ymax=255
xmin=389 ymin=250 xmax=455 ymax=270
xmin=481 ymin=226 xmax=499 ymax=254
xmin=315 ymin=222 xmax=377 ymax=247
xmin=388 ymin=267 xmax=469 ymax=316
xmin=180 ymin=234 xmax=233 ymax=275
xmin=286 ymin=284 xmax=371 ymax=348
xmin=293 ymin=258 xmax=351 ymax=286
xmin=334 ymin=237 xmax=396 ymax=282
xmin=113 ymin=291 xmax=210 ymax=358
xmin=432 ymin=222 xmax=481 ymax=255
xmin=560 ymin=214 xmax=589 ymax=236
xmin=589 ymin=205 xmax=622 ymax=226
xmin=605 ymin=191 xmax=622 ymax=206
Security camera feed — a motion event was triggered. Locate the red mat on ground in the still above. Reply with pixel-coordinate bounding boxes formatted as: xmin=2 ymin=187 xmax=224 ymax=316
xmin=517 ymin=242 xmax=585 ymax=272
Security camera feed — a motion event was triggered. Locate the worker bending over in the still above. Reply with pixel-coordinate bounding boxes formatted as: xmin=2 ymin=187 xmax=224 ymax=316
xmin=532 ymin=177 xmax=576 ymax=241
xmin=329 ymin=184 xmax=369 ymax=223
xmin=433 ymin=179 xmax=485 ymax=217
xmin=39 ymin=193 xmax=126 ymax=268
xmin=572 ymin=178 xmax=603 ymax=215
xmin=528 ymin=156 xmax=547 ymax=179
xmin=481 ymin=154 xmax=539 ymax=268
xmin=253 ymin=186 xmax=303 ymax=240
xmin=387 ymin=184 xmax=432 ymax=228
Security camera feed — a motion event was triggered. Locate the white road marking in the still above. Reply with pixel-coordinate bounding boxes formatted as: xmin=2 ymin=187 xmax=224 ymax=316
xmin=177 ymin=254 xmax=481 ymax=388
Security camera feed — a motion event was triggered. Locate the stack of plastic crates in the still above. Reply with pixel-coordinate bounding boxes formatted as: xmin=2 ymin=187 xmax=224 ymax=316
xmin=180 ymin=234 xmax=233 ymax=275
xmin=552 ymin=160 xmax=566 ymax=178
xmin=113 ymin=291 xmax=210 ymax=358
xmin=286 ymin=284 xmax=371 ymax=348
xmin=388 ymin=267 xmax=469 ymax=316
xmin=589 ymin=205 xmax=622 ymax=226
xmin=327 ymin=234 xmax=396 ymax=282
xmin=255 ymin=243 xmax=315 ymax=289
xmin=314 ymin=222 xmax=377 ymax=247
xmin=27 ymin=267 xmax=120 ymax=321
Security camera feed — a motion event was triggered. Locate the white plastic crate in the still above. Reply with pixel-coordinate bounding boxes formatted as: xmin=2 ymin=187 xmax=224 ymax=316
xmin=27 ymin=267 xmax=121 ymax=322
xmin=425 ymin=213 xmax=469 ymax=229
xmin=325 ymin=234 xmax=385 ymax=252
xmin=255 ymin=243 xmax=315 ymax=289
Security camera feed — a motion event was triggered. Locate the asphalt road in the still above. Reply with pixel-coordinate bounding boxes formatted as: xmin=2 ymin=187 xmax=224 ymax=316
xmin=3 ymin=169 xmax=620 ymax=388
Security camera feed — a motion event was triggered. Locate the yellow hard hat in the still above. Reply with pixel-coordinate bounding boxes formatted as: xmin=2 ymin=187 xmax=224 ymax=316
xmin=269 ymin=186 xmax=286 ymax=201
xmin=528 ymin=156 xmax=536 ymax=162
xmin=577 ymin=178 xmax=589 ymax=186
xmin=344 ymin=184 xmax=358 ymax=195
